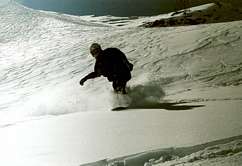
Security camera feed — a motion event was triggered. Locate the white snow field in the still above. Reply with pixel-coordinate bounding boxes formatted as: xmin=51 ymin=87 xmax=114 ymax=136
xmin=0 ymin=1 xmax=242 ymax=166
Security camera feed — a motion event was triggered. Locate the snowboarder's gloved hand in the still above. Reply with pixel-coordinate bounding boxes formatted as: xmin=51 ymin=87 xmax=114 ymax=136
xmin=80 ymin=78 xmax=86 ymax=86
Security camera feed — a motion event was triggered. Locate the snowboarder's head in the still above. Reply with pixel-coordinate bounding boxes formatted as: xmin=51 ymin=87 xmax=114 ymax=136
xmin=90 ymin=43 xmax=102 ymax=58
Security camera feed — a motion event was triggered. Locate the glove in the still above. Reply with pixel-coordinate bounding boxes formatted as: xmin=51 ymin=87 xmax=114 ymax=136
xmin=79 ymin=78 xmax=86 ymax=86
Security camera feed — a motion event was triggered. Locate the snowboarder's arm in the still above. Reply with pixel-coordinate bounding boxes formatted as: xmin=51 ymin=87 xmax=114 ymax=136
xmin=80 ymin=72 xmax=100 ymax=85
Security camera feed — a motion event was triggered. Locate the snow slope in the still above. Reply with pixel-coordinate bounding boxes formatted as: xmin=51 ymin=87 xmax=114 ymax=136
xmin=0 ymin=1 xmax=242 ymax=166
xmin=0 ymin=1 xmax=112 ymax=116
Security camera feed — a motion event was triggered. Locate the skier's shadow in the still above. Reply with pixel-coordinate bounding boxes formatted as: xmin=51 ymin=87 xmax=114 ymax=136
xmin=113 ymin=102 xmax=205 ymax=111
xmin=130 ymin=102 xmax=205 ymax=111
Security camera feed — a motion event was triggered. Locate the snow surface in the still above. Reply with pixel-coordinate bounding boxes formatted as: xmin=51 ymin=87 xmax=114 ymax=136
xmin=0 ymin=0 xmax=9 ymax=6
xmin=0 ymin=1 xmax=242 ymax=166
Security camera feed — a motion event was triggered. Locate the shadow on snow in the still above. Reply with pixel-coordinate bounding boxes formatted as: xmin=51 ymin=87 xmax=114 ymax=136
xmin=112 ymin=102 xmax=205 ymax=111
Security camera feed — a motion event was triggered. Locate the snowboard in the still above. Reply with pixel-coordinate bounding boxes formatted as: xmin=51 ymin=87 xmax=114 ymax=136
xmin=111 ymin=106 xmax=129 ymax=111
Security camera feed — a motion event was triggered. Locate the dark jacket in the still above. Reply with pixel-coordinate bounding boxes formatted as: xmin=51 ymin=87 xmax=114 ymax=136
xmin=83 ymin=48 xmax=133 ymax=82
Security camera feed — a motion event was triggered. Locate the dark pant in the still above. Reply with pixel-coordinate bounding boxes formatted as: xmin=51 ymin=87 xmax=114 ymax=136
xmin=112 ymin=80 xmax=127 ymax=94
xmin=111 ymin=72 xmax=131 ymax=94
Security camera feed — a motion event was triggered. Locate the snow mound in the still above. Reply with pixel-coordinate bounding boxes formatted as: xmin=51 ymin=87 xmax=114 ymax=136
xmin=81 ymin=136 xmax=242 ymax=166
xmin=153 ymin=140 xmax=242 ymax=166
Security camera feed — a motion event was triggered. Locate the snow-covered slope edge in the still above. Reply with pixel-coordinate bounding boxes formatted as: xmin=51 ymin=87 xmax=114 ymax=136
xmin=81 ymin=135 xmax=242 ymax=166
xmin=143 ymin=2 xmax=242 ymax=27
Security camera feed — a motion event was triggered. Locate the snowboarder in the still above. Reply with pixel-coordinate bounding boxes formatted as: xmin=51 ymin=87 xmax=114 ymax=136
xmin=79 ymin=43 xmax=133 ymax=94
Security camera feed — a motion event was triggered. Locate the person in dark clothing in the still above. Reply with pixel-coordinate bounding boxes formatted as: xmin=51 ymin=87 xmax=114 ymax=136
xmin=80 ymin=43 xmax=133 ymax=94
